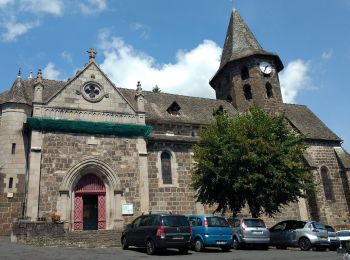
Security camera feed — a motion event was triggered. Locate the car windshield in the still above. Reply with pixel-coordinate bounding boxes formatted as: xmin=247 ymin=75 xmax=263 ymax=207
xmin=206 ymin=217 xmax=229 ymax=227
xmin=337 ymin=231 xmax=350 ymax=237
xmin=244 ymin=219 xmax=266 ymax=228
xmin=162 ymin=216 xmax=189 ymax=227
xmin=312 ymin=222 xmax=326 ymax=230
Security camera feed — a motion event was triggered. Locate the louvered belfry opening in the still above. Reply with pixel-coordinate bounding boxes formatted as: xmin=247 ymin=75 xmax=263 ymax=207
xmin=74 ymin=174 xmax=106 ymax=231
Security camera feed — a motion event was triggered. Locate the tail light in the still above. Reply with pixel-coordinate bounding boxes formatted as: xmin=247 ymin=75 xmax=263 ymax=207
xmin=241 ymin=219 xmax=246 ymax=231
xmin=204 ymin=218 xmax=208 ymax=227
xmin=156 ymin=226 xmax=165 ymax=238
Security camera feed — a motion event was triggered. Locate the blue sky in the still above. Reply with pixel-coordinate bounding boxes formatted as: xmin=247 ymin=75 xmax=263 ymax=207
xmin=0 ymin=0 xmax=349 ymax=151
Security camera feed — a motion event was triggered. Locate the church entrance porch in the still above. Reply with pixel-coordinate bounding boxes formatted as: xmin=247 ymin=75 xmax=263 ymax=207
xmin=73 ymin=174 xmax=106 ymax=231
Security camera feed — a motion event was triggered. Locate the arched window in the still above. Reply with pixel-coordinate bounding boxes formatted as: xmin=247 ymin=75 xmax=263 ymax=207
xmin=243 ymin=84 xmax=253 ymax=101
xmin=161 ymin=151 xmax=172 ymax=184
xmin=320 ymin=166 xmax=333 ymax=200
xmin=265 ymin=82 xmax=273 ymax=98
xmin=241 ymin=66 xmax=249 ymax=80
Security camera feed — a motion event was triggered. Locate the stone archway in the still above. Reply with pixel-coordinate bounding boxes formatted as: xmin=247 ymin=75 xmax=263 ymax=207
xmin=58 ymin=157 xmax=123 ymax=230
xmin=74 ymin=174 xmax=106 ymax=231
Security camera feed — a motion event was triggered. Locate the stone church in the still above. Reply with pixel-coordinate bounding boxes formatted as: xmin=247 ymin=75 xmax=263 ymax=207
xmin=1 ymin=10 xmax=349 ymax=235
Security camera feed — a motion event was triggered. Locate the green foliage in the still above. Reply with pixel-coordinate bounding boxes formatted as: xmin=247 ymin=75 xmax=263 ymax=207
xmin=191 ymin=107 xmax=314 ymax=218
xmin=152 ymin=85 xmax=161 ymax=93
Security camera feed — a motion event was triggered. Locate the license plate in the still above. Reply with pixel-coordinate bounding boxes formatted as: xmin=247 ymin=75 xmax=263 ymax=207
xmin=253 ymin=231 xmax=263 ymax=234
xmin=172 ymin=236 xmax=184 ymax=240
xmin=216 ymin=241 xmax=226 ymax=245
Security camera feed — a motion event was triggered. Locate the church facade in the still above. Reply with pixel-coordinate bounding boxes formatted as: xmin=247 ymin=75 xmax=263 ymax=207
xmin=0 ymin=10 xmax=350 ymax=235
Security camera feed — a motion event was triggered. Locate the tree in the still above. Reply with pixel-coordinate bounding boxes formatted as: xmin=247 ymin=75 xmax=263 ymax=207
xmin=152 ymin=85 xmax=161 ymax=93
xmin=191 ymin=107 xmax=314 ymax=218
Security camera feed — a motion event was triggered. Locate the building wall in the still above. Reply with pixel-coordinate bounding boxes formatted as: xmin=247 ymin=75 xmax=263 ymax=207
xmin=0 ymin=104 xmax=31 ymax=234
xmin=147 ymin=141 xmax=197 ymax=214
xmin=37 ymin=132 xmax=141 ymax=222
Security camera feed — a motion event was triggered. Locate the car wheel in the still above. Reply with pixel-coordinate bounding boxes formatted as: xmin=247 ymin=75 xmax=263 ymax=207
xmin=179 ymin=248 xmax=188 ymax=254
xmin=299 ymin=237 xmax=311 ymax=251
xmin=232 ymin=237 xmax=241 ymax=250
xmin=121 ymin=236 xmax=129 ymax=250
xmin=146 ymin=239 xmax=156 ymax=255
xmin=194 ymin=238 xmax=204 ymax=252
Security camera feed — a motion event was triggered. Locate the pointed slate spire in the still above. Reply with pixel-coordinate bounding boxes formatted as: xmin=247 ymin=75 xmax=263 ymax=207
xmin=7 ymin=70 xmax=30 ymax=104
xmin=218 ymin=9 xmax=283 ymax=72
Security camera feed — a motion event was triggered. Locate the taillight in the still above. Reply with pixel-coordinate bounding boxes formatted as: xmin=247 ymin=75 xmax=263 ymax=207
xmin=204 ymin=218 xmax=208 ymax=227
xmin=156 ymin=226 xmax=165 ymax=238
xmin=241 ymin=219 xmax=246 ymax=231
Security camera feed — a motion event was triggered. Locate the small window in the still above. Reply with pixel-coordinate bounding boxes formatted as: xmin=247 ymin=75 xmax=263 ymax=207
xmin=9 ymin=177 xmax=13 ymax=189
xmin=243 ymin=84 xmax=253 ymax=101
xmin=241 ymin=66 xmax=249 ymax=80
xmin=161 ymin=151 xmax=172 ymax=184
xmin=265 ymin=82 xmax=273 ymax=98
xmin=166 ymin=101 xmax=181 ymax=116
xmin=11 ymin=143 xmax=16 ymax=154
xmin=320 ymin=166 xmax=333 ymax=200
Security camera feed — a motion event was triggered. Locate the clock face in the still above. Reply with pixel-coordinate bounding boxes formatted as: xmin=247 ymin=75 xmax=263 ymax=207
xmin=259 ymin=62 xmax=272 ymax=74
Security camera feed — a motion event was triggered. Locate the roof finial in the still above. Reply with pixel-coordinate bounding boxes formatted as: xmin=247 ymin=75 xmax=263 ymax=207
xmin=87 ymin=48 xmax=97 ymax=62
xmin=17 ymin=68 xmax=21 ymax=78
xmin=136 ymin=81 xmax=142 ymax=94
xmin=28 ymin=71 xmax=33 ymax=79
xmin=35 ymin=68 xmax=43 ymax=83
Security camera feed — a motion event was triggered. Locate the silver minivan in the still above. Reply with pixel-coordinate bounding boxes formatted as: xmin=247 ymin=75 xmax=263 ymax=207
xmin=228 ymin=217 xmax=270 ymax=249
xmin=269 ymin=220 xmax=330 ymax=251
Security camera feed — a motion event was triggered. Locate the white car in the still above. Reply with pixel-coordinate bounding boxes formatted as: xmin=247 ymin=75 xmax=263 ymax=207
xmin=336 ymin=230 xmax=350 ymax=248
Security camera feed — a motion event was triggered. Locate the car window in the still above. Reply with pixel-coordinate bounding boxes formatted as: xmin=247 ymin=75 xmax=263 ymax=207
xmin=189 ymin=217 xmax=202 ymax=227
xmin=244 ymin=219 xmax=266 ymax=228
xmin=289 ymin=221 xmax=306 ymax=230
xmin=132 ymin=217 xmax=142 ymax=228
xmin=271 ymin=221 xmax=286 ymax=231
xmin=140 ymin=215 xmax=155 ymax=226
xmin=325 ymin=226 xmax=335 ymax=232
xmin=206 ymin=217 xmax=229 ymax=227
xmin=234 ymin=219 xmax=241 ymax=228
xmin=162 ymin=216 xmax=189 ymax=227
xmin=311 ymin=222 xmax=326 ymax=230
xmin=337 ymin=231 xmax=350 ymax=237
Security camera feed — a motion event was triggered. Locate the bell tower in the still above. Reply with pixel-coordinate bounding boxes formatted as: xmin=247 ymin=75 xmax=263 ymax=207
xmin=210 ymin=10 xmax=284 ymax=111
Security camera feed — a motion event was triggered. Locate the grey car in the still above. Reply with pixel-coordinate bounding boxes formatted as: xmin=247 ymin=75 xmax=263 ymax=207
xmin=228 ymin=217 xmax=270 ymax=249
xmin=269 ymin=220 xmax=330 ymax=251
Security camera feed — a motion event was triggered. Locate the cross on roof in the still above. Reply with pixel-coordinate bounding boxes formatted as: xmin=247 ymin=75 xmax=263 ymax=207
xmin=87 ymin=48 xmax=97 ymax=62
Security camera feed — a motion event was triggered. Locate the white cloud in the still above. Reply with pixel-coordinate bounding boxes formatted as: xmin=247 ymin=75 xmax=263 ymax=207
xmin=20 ymin=0 xmax=63 ymax=16
xmin=99 ymin=33 xmax=220 ymax=99
xmin=130 ymin=22 xmax=150 ymax=40
xmin=43 ymin=62 xmax=61 ymax=80
xmin=1 ymin=17 xmax=40 ymax=42
xmin=321 ymin=48 xmax=333 ymax=60
xmin=0 ymin=0 xmax=12 ymax=8
xmin=79 ymin=0 xmax=107 ymax=14
xmin=279 ymin=59 xmax=311 ymax=103
xmin=61 ymin=50 xmax=72 ymax=63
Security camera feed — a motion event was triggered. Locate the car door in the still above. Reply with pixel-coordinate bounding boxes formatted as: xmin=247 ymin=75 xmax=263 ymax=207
xmin=127 ymin=216 xmax=143 ymax=246
xmin=284 ymin=221 xmax=300 ymax=246
xmin=136 ymin=215 xmax=154 ymax=246
xmin=270 ymin=221 xmax=287 ymax=246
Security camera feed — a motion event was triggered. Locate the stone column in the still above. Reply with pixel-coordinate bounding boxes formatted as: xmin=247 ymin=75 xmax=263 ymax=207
xmin=26 ymin=130 xmax=43 ymax=220
xmin=137 ymin=138 xmax=149 ymax=213
xmin=298 ymin=197 xmax=309 ymax=220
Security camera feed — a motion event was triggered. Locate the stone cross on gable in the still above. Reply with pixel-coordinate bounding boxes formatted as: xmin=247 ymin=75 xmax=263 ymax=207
xmin=87 ymin=48 xmax=97 ymax=62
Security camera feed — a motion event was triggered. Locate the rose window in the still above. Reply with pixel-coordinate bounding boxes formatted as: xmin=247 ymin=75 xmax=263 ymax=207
xmin=81 ymin=82 xmax=104 ymax=102
xmin=84 ymin=84 xmax=100 ymax=99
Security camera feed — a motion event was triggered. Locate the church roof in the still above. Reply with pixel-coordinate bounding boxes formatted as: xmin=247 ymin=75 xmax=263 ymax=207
xmin=283 ymin=103 xmax=341 ymax=142
xmin=0 ymin=78 xmax=342 ymax=142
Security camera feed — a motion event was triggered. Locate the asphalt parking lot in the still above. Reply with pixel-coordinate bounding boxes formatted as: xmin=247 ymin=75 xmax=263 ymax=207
xmin=0 ymin=236 xmax=345 ymax=260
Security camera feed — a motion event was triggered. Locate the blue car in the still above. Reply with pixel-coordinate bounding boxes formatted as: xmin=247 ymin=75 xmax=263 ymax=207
xmin=187 ymin=214 xmax=232 ymax=252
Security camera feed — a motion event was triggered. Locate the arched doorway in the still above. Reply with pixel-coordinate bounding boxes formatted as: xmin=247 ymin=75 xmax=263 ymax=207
xmin=74 ymin=174 xmax=106 ymax=231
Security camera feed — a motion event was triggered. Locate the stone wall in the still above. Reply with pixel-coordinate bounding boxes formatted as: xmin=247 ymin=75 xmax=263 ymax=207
xmin=37 ymin=132 xmax=140 ymax=220
xmin=147 ymin=141 xmax=197 ymax=214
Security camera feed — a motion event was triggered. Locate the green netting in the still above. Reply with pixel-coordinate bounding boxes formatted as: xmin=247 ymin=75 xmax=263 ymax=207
xmin=27 ymin=117 xmax=152 ymax=138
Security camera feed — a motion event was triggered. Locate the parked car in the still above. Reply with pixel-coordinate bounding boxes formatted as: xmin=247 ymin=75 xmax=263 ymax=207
xmin=336 ymin=230 xmax=350 ymax=249
xmin=121 ymin=212 xmax=191 ymax=255
xmin=325 ymin=225 xmax=340 ymax=251
xmin=269 ymin=220 xmax=330 ymax=251
xmin=227 ymin=217 xmax=270 ymax=249
xmin=187 ymin=214 xmax=232 ymax=252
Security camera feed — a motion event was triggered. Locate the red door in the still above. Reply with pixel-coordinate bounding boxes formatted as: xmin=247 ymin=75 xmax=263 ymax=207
xmin=74 ymin=174 xmax=106 ymax=231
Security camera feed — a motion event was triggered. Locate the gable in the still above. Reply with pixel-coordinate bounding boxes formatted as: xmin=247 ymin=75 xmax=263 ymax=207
xmin=47 ymin=63 xmax=135 ymax=116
